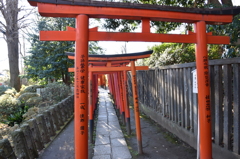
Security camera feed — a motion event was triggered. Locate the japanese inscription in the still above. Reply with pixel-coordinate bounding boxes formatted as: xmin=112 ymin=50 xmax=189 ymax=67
xmin=203 ymin=56 xmax=209 ymax=87
xmin=203 ymin=56 xmax=211 ymax=123
xmin=133 ymin=74 xmax=139 ymax=113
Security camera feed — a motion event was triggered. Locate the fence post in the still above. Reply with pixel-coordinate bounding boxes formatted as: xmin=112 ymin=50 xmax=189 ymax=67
xmin=43 ymin=110 xmax=56 ymax=137
xmin=0 ymin=139 xmax=16 ymax=159
xmin=11 ymin=129 xmax=30 ymax=159
xmin=27 ymin=118 xmax=44 ymax=151
xmin=48 ymin=106 xmax=60 ymax=131
xmin=36 ymin=114 xmax=50 ymax=144
xmin=233 ymin=64 xmax=240 ymax=154
xmin=20 ymin=124 xmax=38 ymax=158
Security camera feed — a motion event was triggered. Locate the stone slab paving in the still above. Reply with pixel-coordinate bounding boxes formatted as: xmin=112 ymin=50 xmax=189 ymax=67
xmin=93 ymin=88 xmax=132 ymax=159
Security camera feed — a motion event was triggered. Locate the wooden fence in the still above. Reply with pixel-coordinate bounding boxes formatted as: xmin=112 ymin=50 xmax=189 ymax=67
xmin=127 ymin=57 xmax=240 ymax=158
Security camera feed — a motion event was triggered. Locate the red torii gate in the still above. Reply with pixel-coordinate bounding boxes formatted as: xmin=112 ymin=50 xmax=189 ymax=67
xmin=67 ymin=51 xmax=152 ymax=149
xmin=27 ymin=1 xmax=240 ymax=158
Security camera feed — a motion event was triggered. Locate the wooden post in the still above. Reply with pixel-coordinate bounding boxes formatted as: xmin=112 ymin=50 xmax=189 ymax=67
xmin=118 ymin=71 xmax=126 ymax=125
xmin=233 ymin=63 xmax=240 ymax=154
xmin=89 ymin=64 xmax=94 ymax=144
xmin=111 ymin=73 xmax=116 ymax=105
xmin=114 ymin=73 xmax=121 ymax=116
xmin=123 ymin=70 xmax=131 ymax=134
xmin=110 ymin=73 xmax=117 ymax=110
xmin=93 ymin=74 xmax=98 ymax=111
xmin=107 ymin=74 xmax=112 ymax=95
xmin=75 ymin=14 xmax=89 ymax=159
xmin=130 ymin=60 xmax=143 ymax=154
xmin=195 ymin=21 xmax=212 ymax=159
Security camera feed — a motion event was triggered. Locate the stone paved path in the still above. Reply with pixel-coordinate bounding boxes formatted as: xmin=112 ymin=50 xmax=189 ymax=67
xmin=92 ymin=88 xmax=132 ymax=159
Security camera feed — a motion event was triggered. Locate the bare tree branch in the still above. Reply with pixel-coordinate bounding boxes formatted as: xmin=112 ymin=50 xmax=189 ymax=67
xmin=0 ymin=0 xmax=6 ymax=19
xmin=18 ymin=8 xmax=35 ymax=22
xmin=18 ymin=40 xmax=24 ymax=57
xmin=0 ymin=20 xmax=6 ymax=28
xmin=0 ymin=28 xmax=5 ymax=34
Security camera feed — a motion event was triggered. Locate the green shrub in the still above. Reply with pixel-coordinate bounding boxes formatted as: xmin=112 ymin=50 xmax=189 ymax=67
xmin=41 ymin=82 xmax=70 ymax=103
xmin=7 ymin=112 xmax=23 ymax=126
xmin=26 ymin=96 xmax=42 ymax=107
xmin=19 ymin=85 xmax=44 ymax=95
xmin=6 ymin=106 xmax=29 ymax=126
xmin=4 ymin=88 xmax=17 ymax=96
xmin=0 ymin=86 xmax=15 ymax=96
xmin=18 ymin=93 xmax=39 ymax=105
xmin=22 ymin=107 xmax=39 ymax=121
xmin=0 ymin=94 xmax=21 ymax=122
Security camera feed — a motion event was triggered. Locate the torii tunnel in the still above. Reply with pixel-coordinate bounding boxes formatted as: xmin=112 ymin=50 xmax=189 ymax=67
xmin=27 ymin=0 xmax=240 ymax=158
xmin=67 ymin=51 xmax=152 ymax=153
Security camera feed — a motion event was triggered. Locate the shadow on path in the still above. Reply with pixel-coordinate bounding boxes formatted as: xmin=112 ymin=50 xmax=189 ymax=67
xmin=123 ymin=106 xmax=197 ymax=159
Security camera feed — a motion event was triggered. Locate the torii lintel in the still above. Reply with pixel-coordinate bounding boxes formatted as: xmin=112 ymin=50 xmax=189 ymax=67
xmin=40 ymin=27 xmax=230 ymax=44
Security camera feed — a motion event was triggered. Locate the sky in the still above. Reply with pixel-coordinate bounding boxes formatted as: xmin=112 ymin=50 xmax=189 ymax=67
xmin=0 ymin=0 xmax=240 ymax=72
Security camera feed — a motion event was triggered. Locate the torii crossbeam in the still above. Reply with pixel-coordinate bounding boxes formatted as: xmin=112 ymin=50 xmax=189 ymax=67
xmin=27 ymin=1 xmax=240 ymax=158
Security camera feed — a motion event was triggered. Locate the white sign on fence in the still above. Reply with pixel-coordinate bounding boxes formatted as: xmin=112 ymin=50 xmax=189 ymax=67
xmin=192 ymin=69 xmax=198 ymax=93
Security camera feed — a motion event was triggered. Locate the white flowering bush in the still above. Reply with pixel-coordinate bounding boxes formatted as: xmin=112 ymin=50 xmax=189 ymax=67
xmin=0 ymin=94 xmax=21 ymax=121
xmin=40 ymin=82 xmax=71 ymax=104
xmin=0 ymin=86 xmax=16 ymax=96
xmin=18 ymin=93 xmax=40 ymax=105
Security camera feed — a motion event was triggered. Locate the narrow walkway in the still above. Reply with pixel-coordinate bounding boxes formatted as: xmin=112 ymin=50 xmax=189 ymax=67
xmin=39 ymin=118 xmax=74 ymax=159
xmin=39 ymin=88 xmax=131 ymax=159
xmin=93 ymin=88 xmax=132 ymax=159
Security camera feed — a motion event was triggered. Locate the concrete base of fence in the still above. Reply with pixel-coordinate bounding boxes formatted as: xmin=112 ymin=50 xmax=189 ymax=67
xmin=128 ymin=96 xmax=240 ymax=159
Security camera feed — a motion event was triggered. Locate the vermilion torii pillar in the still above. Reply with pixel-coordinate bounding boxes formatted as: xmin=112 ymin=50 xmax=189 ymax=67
xmin=88 ymin=64 xmax=94 ymax=144
xmin=130 ymin=59 xmax=143 ymax=154
xmin=27 ymin=1 xmax=240 ymax=158
xmin=123 ymin=70 xmax=131 ymax=135
xmin=195 ymin=21 xmax=212 ymax=158
xmin=74 ymin=15 xmax=89 ymax=159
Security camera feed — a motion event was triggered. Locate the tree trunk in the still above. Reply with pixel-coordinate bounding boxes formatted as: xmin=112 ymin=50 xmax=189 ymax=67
xmin=7 ymin=35 xmax=21 ymax=92
xmin=4 ymin=0 xmax=21 ymax=91
xmin=62 ymin=71 xmax=71 ymax=86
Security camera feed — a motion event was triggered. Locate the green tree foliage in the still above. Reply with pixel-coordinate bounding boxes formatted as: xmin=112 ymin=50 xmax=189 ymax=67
xmin=102 ymin=0 xmax=205 ymax=33
xmin=144 ymin=43 xmax=223 ymax=68
xmin=144 ymin=43 xmax=195 ymax=67
xmin=24 ymin=17 xmax=104 ymax=85
xmin=207 ymin=14 xmax=240 ymax=58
